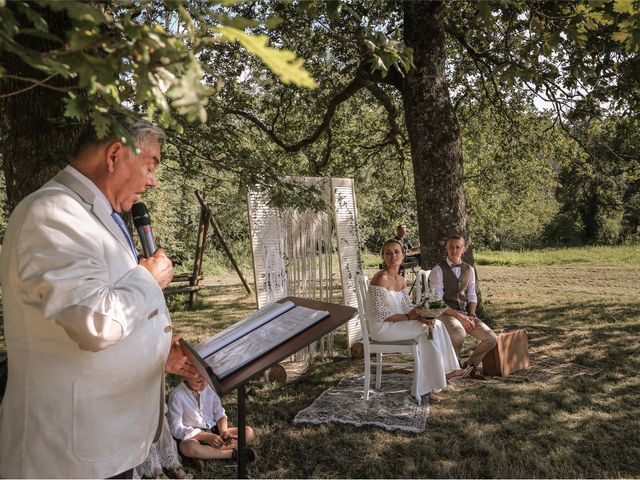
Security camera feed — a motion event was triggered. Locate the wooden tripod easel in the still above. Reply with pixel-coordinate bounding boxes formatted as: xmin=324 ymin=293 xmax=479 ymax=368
xmin=164 ymin=191 xmax=252 ymax=307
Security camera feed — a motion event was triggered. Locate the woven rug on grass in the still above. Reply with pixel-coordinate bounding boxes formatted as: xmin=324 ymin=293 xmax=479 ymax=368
xmin=448 ymin=352 xmax=602 ymax=390
xmin=293 ymin=373 xmax=429 ymax=433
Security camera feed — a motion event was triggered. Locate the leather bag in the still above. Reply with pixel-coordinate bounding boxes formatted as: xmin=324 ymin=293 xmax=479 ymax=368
xmin=482 ymin=329 xmax=529 ymax=377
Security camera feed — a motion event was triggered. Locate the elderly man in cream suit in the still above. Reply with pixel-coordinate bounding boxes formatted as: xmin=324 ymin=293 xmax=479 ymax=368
xmin=0 ymin=116 xmax=196 ymax=478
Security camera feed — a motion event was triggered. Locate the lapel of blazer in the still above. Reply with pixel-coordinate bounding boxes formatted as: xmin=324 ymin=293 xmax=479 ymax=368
xmin=53 ymin=169 xmax=138 ymax=262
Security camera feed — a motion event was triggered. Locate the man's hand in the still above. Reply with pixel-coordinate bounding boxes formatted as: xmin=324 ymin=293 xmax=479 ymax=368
xmin=166 ymin=335 xmax=199 ymax=378
xmin=139 ymin=248 xmax=173 ymax=289
xmin=456 ymin=312 xmax=476 ymax=332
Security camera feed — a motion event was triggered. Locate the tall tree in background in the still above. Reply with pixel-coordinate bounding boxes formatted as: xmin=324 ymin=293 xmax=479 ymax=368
xmin=0 ymin=6 xmax=80 ymax=211
xmin=223 ymin=0 xmax=640 ymax=266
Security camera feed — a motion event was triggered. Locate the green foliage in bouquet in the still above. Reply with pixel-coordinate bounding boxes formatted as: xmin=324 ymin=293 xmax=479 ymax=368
xmin=418 ymin=289 xmax=445 ymax=310
xmin=428 ymin=298 xmax=445 ymax=309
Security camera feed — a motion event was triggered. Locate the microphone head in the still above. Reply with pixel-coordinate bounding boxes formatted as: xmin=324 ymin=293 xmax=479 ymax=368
xmin=131 ymin=202 xmax=151 ymax=227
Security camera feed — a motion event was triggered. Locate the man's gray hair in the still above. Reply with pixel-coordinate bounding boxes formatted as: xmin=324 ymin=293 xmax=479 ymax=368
xmin=72 ymin=111 xmax=166 ymax=159
xmin=126 ymin=119 xmax=166 ymax=147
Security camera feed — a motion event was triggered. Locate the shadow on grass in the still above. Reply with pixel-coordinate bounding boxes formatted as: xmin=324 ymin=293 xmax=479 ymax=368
xmin=187 ymin=291 xmax=640 ymax=479
xmin=233 ymin=361 xmax=640 ymax=478
xmin=483 ymin=301 xmax=640 ymax=373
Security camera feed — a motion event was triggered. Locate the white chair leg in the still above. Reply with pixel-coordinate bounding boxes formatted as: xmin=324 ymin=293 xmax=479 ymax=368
xmin=375 ymin=352 xmax=383 ymax=390
xmin=413 ymin=350 xmax=421 ymax=405
xmin=364 ymin=354 xmax=371 ymax=400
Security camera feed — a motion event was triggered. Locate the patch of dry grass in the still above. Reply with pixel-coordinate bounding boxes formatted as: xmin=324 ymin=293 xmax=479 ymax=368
xmin=166 ymin=258 xmax=640 ymax=478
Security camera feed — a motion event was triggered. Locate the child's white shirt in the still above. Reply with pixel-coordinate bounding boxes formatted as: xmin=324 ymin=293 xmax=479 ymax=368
xmin=167 ymin=381 xmax=226 ymax=441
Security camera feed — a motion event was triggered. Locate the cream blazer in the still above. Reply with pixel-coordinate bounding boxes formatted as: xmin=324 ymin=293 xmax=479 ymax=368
xmin=0 ymin=169 xmax=172 ymax=478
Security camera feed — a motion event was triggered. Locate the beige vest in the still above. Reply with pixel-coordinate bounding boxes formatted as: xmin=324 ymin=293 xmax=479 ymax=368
xmin=438 ymin=260 xmax=473 ymax=312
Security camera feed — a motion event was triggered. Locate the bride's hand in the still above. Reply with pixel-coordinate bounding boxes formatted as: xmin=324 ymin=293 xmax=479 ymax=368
xmin=418 ymin=317 xmax=435 ymax=327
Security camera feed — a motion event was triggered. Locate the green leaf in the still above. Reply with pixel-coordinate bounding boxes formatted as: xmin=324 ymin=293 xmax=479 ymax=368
xmin=16 ymin=27 xmax=63 ymax=44
xmin=219 ymin=13 xmax=260 ymax=30
xmin=299 ymin=0 xmax=317 ymax=16
xmin=327 ymin=0 xmax=342 ymax=19
xmin=477 ymin=1 xmax=493 ymax=23
xmin=90 ymin=110 xmax=111 ymax=139
xmin=67 ymin=28 xmax=105 ymax=51
xmin=216 ymin=26 xmax=316 ymax=89
xmin=0 ymin=8 xmax=18 ymax=35
xmin=63 ymin=94 xmax=89 ymax=120
xmin=56 ymin=3 xmax=109 ymax=25
xmin=263 ymin=15 xmax=283 ymax=29
xmin=14 ymin=2 xmax=48 ymax=31
xmin=219 ymin=0 xmax=248 ymax=5
xmin=611 ymin=30 xmax=632 ymax=42
xmin=530 ymin=15 xmax=545 ymax=34
xmin=167 ymin=61 xmax=211 ymax=122
xmin=500 ymin=65 xmax=518 ymax=84
xmin=613 ymin=0 xmax=635 ymax=14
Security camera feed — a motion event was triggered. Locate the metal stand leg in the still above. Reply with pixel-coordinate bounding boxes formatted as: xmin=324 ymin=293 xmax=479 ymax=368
xmin=237 ymin=384 xmax=247 ymax=479
xmin=407 ymin=267 xmax=419 ymax=295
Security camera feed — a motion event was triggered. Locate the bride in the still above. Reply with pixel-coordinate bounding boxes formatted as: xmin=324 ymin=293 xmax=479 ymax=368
xmin=366 ymin=239 xmax=463 ymax=403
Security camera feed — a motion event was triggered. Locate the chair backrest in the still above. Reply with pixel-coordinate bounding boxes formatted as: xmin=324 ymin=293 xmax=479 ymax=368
xmin=354 ymin=273 xmax=371 ymax=340
xmin=412 ymin=268 xmax=431 ymax=304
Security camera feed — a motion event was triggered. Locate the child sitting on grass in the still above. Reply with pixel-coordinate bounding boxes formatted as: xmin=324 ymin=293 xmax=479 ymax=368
xmin=167 ymin=376 xmax=255 ymax=466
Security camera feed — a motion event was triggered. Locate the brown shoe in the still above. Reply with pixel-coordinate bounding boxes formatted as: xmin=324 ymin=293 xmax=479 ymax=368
xmin=445 ymin=369 xmax=466 ymax=380
xmin=467 ymin=366 xmax=486 ymax=380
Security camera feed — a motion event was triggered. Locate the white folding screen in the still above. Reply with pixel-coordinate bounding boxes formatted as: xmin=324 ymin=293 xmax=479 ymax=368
xmin=331 ymin=178 xmax=364 ymax=347
xmin=247 ymin=177 xmax=363 ymax=347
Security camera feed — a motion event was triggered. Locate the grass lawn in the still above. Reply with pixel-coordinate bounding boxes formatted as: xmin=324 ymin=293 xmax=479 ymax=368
xmin=0 ymin=246 xmax=638 ymax=477
xmin=166 ymin=246 xmax=640 ymax=478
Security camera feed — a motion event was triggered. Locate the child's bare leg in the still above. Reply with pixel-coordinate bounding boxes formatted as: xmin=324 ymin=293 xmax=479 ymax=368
xmin=223 ymin=426 xmax=254 ymax=449
xmin=179 ymin=439 xmax=233 ymax=460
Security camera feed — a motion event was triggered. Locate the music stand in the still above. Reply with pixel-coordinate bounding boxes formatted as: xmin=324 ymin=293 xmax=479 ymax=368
xmin=181 ymin=297 xmax=357 ymax=478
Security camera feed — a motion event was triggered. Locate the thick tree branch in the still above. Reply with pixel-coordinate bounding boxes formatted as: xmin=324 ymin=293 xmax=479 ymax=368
xmin=226 ymin=68 xmax=371 ymax=153
xmin=366 ymin=83 xmax=407 ymax=148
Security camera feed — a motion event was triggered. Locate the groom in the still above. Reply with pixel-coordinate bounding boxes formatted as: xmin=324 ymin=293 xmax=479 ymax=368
xmin=428 ymin=234 xmax=497 ymax=379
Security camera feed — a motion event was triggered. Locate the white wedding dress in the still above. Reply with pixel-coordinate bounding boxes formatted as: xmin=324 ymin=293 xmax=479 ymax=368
xmin=366 ymin=285 xmax=460 ymax=398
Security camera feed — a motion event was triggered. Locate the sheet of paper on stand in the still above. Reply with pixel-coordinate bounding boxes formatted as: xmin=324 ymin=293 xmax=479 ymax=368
xmin=195 ymin=301 xmax=296 ymax=358
xmin=203 ymin=304 xmax=329 ymax=379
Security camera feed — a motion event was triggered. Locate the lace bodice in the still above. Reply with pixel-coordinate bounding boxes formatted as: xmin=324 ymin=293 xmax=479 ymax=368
xmin=366 ymin=284 xmax=414 ymax=325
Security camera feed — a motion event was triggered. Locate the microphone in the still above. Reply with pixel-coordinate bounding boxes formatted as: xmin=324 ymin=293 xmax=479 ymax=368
xmin=131 ymin=202 xmax=157 ymax=258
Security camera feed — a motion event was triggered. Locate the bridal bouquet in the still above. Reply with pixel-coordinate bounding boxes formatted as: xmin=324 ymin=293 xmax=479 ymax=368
xmin=416 ymin=289 xmax=447 ymax=318
xmin=416 ymin=289 xmax=447 ymax=340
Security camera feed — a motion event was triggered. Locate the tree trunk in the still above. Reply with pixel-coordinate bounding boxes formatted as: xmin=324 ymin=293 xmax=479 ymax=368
xmin=401 ymin=1 xmax=474 ymax=268
xmin=0 ymin=4 xmax=80 ymax=214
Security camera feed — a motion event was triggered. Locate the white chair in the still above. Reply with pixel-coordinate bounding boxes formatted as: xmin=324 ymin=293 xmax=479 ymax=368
xmin=354 ymin=273 xmax=421 ymax=405
xmin=411 ymin=269 xmax=432 ymax=304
